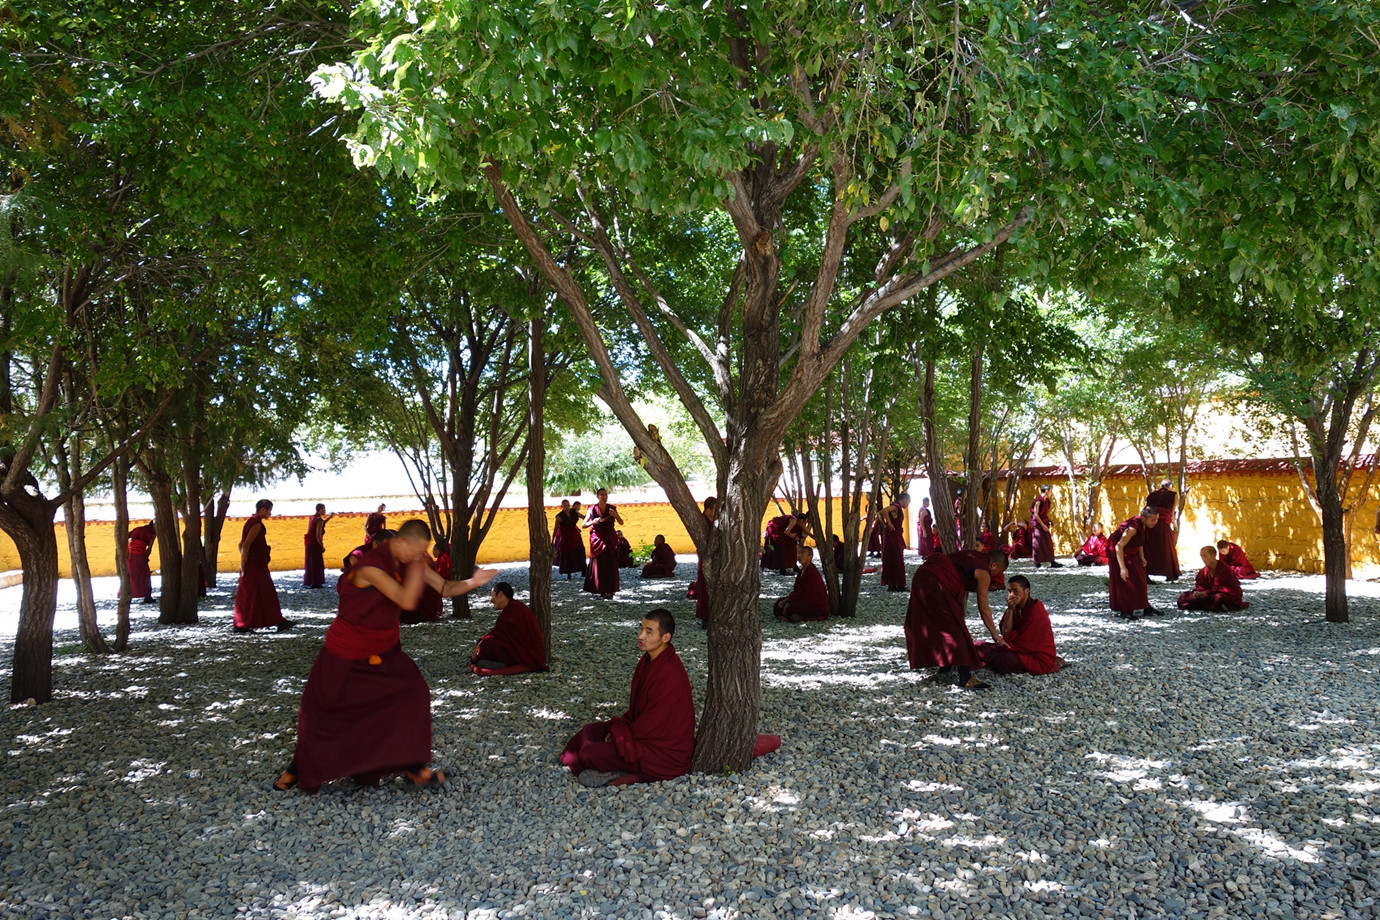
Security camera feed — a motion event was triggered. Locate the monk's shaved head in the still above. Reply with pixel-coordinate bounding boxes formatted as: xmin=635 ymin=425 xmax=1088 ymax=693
xmin=989 ymin=549 xmax=1009 ymax=570
xmin=397 ymin=519 xmax=432 ymax=542
xmin=644 ymin=608 xmax=674 ymax=638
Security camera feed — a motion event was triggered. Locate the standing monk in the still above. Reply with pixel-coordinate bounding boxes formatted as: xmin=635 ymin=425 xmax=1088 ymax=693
xmin=472 ymin=582 xmax=549 ymax=673
xmin=691 ymin=497 xmax=717 ymax=627
xmin=762 ymin=513 xmax=803 ymax=575
xmin=1108 ymin=506 xmax=1162 ymax=620
xmin=234 ymin=500 xmax=293 ymax=633
xmin=904 ymin=548 xmax=1009 ymax=690
xmin=364 ymin=503 xmax=387 ymax=541
xmin=555 ymin=501 xmax=586 ymax=579
xmin=1144 ymin=479 xmax=1181 ymax=582
xmin=1216 ymin=540 xmax=1260 ymax=580
xmin=551 ymin=500 xmax=569 ymax=567
xmin=273 ymin=519 xmax=497 ymax=793
xmin=582 ymin=488 xmax=624 ymax=599
xmin=303 ymin=503 xmax=334 ymax=589
xmin=561 ymin=609 xmax=695 ymax=787
xmin=1030 ymin=485 xmax=1061 ymax=568
xmin=974 ymin=575 xmax=1064 ymax=675
xmin=1178 ymin=546 xmax=1249 ymax=611
xmin=880 ymin=493 xmax=911 ymax=591
xmin=126 ymin=520 xmax=157 ymax=604
xmin=916 ymin=498 xmax=935 ymax=559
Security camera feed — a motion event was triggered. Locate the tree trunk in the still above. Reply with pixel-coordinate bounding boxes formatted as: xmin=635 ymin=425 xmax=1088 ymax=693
xmin=145 ymin=474 xmax=186 ymax=625
xmin=962 ymin=344 xmax=984 ymax=546
xmin=449 ymin=533 xmax=478 ymax=619
xmin=918 ymin=357 xmax=957 ymax=552
xmin=62 ymin=493 xmax=107 ymax=653
xmin=112 ymin=457 xmax=133 ymax=651
xmin=1313 ymin=459 xmax=1350 ymax=622
xmin=177 ymin=461 xmax=204 ymax=619
xmin=0 ymin=489 xmax=62 ymax=703
xmin=525 ymin=315 xmax=552 ymax=656
xmin=203 ymin=490 xmax=231 ymax=588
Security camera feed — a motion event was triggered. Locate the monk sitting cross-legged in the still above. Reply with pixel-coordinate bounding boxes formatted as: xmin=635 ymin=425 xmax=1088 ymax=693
xmin=273 ymin=519 xmax=497 ymax=795
xmin=640 ymin=534 xmax=678 ymax=578
xmin=905 ymin=549 xmax=1009 ymax=690
xmin=561 ymin=608 xmax=696 ymax=788
xmin=773 ymin=545 xmax=831 ymax=623
xmin=1177 ymin=546 xmax=1250 ymax=612
xmin=472 ymin=581 xmax=549 ymax=673
xmin=974 ymin=575 xmax=1064 ymax=675
xmin=1216 ymin=539 xmax=1260 ymax=580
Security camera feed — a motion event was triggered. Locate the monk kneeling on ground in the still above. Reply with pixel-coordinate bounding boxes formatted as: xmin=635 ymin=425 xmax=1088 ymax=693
xmin=1177 ymin=546 xmax=1250 ymax=612
xmin=773 ymin=545 xmax=830 ymax=623
xmin=905 ymin=548 xmax=1009 ymax=690
xmin=974 ymin=575 xmax=1064 ymax=675
xmin=640 ymin=534 xmax=678 ymax=578
xmin=472 ymin=582 xmax=549 ymax=673
xmin=274 ymin=519 xmax=497 ymax=795
xmin=561 ymin=609 xmax=695 ymax=787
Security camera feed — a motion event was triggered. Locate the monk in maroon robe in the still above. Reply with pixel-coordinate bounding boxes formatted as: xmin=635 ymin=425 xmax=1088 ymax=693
xmin=1030 ymin=486 xmax=1061 ymax=567
xmin=561 ymin=609 xmax=696 ymax=787
xmin=1074 ymin=523 xmax=1108 ymax=566
xmin=691 ymin=498 xmax=717 ymax=626
xmin=641 ymin=535 xmax=678 ymax=578
xmin=582 ymin=490 xmax=624 ymax=598
xmin=364 ymin=503 xmax=387 ymax=540
xmin=1109 ymin=506 xmax=1162 ymax=620
xmin=303 ymin=503 xmax=334 ymax=588
xmin=975 ymin=575 xmax=1063 ymax=675
xmin=555 ymin=501 xmax=586 ymax=579
xmin=978 ymin=530 xmax=996 ymax=553
xmin=274 ymin=519 xmax=497 ymax=794
xmin=234 ymin=499 xmax=293 ymax=632
xmin=1178 ymin=546 xmax=1250 ymax=611
xmin=472 ymin=581 xmax=549 ymax=671
xmin=1216 ymin=540 xmax=1260 ymax=580
xmin=905 ymin=549 xmax=1008 ymax=690
xmin=762 ymin=513 xmax=803 ymax=574
xmin=866 ymin=511 xmax=883 ymax=557
xmin=126 ymin=521 xmax=156 ymax=604
xmin=615 ymin=531 xmax=636 ymax=568
xmin=551 ymin=499 xmax=570 ymax=565
xmin=1001 ymin=522 xmax=1031 ymax=560
xmin=880 ymin=493 xmax=910 ymax=591
xmin=1144 ymin=480 xmax=1181 ymax=581
xmin=774 ymin=546 xmax=831 ymax=622
xmin=401 ymin=546 xmax=447 ymax=624
xmin=916 ymin=499 xmax=935 ymax=559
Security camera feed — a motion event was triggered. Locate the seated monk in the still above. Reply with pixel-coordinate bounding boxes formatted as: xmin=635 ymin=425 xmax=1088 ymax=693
xmin=274 ymin=519 xmax=497 ymax=794
xmin=640 ymin=534 xmax=678 ymax=578
xmin=561 ymin=608 xmax=695 ymax=787
xmin=1178 ymin=546 xmax=1250 ymax=611
xmin=616 ymin=530 xmax=637 ymax=568
xmin=773 ymin=545 xmax=830 ymax=623
xmin=1216 ymin=540 xmax=1260 ymax=580
xmin=978 ymin=529 xmax=996 ymax=553
xmin=472 ymin=581 xmax=549 ymax=672
xmin=905 ymin=549 xmax=1009 ymax=690
xmin=1075 ymin=523 xmax=1109 ymax=566
xmin=343 ymin=529 xmax=392 ymax=573
xmin=1002 ymin=522 xmax=1031 ymax=560
xmin=974 ymin=575 xmax=1064 ymax=675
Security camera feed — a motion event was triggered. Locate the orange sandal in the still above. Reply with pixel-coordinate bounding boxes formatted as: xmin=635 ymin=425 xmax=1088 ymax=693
xmin=272 ymin=770 xmax=297 ymax=791
xmin=405 ymin=767 xmax=446 ymax=788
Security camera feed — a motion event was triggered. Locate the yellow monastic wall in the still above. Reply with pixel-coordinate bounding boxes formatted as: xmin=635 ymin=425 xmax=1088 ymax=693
xmin=1010 ymin=467 xmax=1373 ymax=576
xmin=0 ymin=500 xmax=855 ymax=580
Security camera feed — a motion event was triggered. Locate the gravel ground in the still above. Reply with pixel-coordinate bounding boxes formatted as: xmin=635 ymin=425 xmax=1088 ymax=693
xmin=2 ymin=553 xmax=1378 ymax=920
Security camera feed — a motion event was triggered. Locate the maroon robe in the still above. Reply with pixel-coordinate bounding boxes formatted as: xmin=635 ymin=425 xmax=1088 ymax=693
xmin=475 ymin=598 xmax=549 ymax=670
xmin=1004 ymin=525 xmax=1031 ymax=559
xmin=1218 ymin=542 xmax=1259 ymax=580
xmin=582 ymin=504 xmax=620 ymax=596
xmin=917 ymin=507 xmax=935 ymax=559
xmin=978 ymin=530 xmax=996 ymax=553
xmin=762 ymin=515 xmax=799 ymax=571
xmin=303 ymin=512 xmax=328 ymax=588
xmin=234 ymin=517 xmax=285 ymax=629
xmin=126 ymin=523 xmax=156 ymax=601
xmin=1108 ymin=516 xmax=1150 ymax=613
xmin=1030 ymin=494 xmax=1055 ymax=564
xmin=1143 ymin=488 xmax=1181 ymax=580
xmin=1177 ymin=563 xmax=1249 ymax=611
xmin=616 ymin=533 xmax=636 ymax=568
xmin=976 ymin=599 xmax=1060 ymax=675
xmin=641 ymin=543 xmax=678 ymax=578
xmin=292 ymin=542 xmax=432 ymax=793
xmin=364 ymin=511 xmax=386 ymax=539
xmin=401 ymin=551 xmax=444 ymax=623
xmin=561 ymin=645 xmax=696 ymax=782
xmin=776 ymin=562 xmax=830 ymax=621
xmin=880 ymin=504 xmax=907 ymax=589
xmin=554 ymin=511 xmax=587 ymax=575
xmin=905 ymin=550 xmax=1000 ymax=670
xmin=1075 ymin=532 xmax=1108 ymax=566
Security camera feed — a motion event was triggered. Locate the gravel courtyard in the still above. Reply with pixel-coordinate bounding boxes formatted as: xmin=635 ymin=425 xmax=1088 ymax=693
xmin=2 ymin=555 xmax=1378 ymax=920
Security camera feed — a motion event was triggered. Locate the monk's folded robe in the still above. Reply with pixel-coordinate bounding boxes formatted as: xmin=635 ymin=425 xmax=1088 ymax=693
xmin=975 ymin=599 xmax=1060 ymax=675
xmin=561 ymin=644 xmax=696 ymax=782
xmin=234 ymin=517 xmax=286 ymax=630
xmin=1218 ymin=542 xmax=1259 ymax=580
xmin=1075 ymin=532 xmax=1108 ymax=566
xmin=905 ymin=550 xmax=1001 ymax=670
xmin=1143 ymin=487 xmax=1181 ymax=580
xmin=880 ymin=510 xmax=907 ymax=590
xmin=1107 ymin=516 xmax=1150 ymax=614
xmin=1177 ymin=563 xmax=1249 ymax=611
xmin=1030 ymin=494 xmax=1055 ymax=564
xmin=582 ymin=505 xmax=620 ymax=596
xmin=641 ymin=543 xmax=678 ymax=578
xmin=293 ymin=543 xmax=432 ymax=794
xmin=775 ymin=562 xmax=830 ymax=621
xmin=474 ymin=598 xmax=548 ymax=671
xmin=126 ymin=523 xmax=156 ymax=601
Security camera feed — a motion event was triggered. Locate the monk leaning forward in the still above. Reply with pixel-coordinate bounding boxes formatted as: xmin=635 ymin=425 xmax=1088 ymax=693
xmin=1109 ymin=506 xmax=1163 ymax=620
xmin=905 ymin=549 xmax=1009 ymax=690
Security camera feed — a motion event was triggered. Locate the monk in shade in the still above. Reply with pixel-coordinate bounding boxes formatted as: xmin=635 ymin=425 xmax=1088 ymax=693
xmin=554 ymin=501 xmax=586 ymax=580
xmin=641 ymin=534 xmax=678 ymax=578
xmin=905 ymin=548 xmax=1009 ymax=690
xmin=916 ymin=498 xmax=935 ymax=559
xmin=234 ymin=499 xmax=293 ymax=633
xmin=1030 ymin=485 xmax=1061 ymax=567
xmin=561 ymin=608 xmax=695 ymax=787
xmin=1109 ymin=506 xmax=1162 ymax=620
xmin=879 ymin=493 xmax=910 ymax=591
xmin=1075 ymin=523 xmax=1109 ymax=566
xmin=303 ymin=503 xmax=334 ymax=588
xmin=974 ymin=575 xmax=1063 ymax=675
xmin=773 ymin=545 xmax=830 ymax=622
xmin=582 ymin=488 xmax=624 ymax=598
xmin=274 ymin=519 xmax=497 ymax=794
xmin=762 ymin=513 xmax=804 ymax=574
xmin=126 ymin=520 xmax=156 ymax=604
xmin=472 ymin=582 xmax=549 ymax=672
xmin=615 ymin=531 xmax=636 ymax=568
xmin=1144 ymin=479 xmax=1182 ymax=582
xmin=1216 ymin=540 xmax=1260 ymax=580
xmin=1178 ymin=546 xmax=1250 ymax=611
xmin=1002 ymin=521 xmax=1031 ymax=560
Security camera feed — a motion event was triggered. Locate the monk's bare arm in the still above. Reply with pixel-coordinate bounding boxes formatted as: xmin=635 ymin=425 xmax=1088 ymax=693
xmin=973 ymin=572 xmax=1006 ymax=646
xmin=240 ymin=521 xmax=262 ymax=569
xmin=1115 ymin=528 xmax=1136 ymax=581
xmin=355 ymin=561 xmax=427 ymax=610
xmin=422 ymin=565 xmax=499 ymax=598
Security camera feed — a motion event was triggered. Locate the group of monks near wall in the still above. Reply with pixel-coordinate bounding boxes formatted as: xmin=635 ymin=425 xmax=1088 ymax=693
xmin=119 ymin=481 xmax=1262 ymax=793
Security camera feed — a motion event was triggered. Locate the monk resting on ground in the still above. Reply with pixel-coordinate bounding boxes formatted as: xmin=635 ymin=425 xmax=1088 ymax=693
xmin=1216 ymin=540 xmax=1260 ymax=580
xmin=773 ymin=545 xmax=830 ymax=622
xmin=640 ymin=534 xmax=678 ymax=578
xmin=1075 ymin=523 xmax=1109 ymax=566
xmin=561 ymin=608 xmax=696 ymax=787
xmin=274 ymin=519 xmax=497 ymax=795
xmin=1177 ymin=546 xmax=1250 ymax=611
xmin=974 ymin=575 xmax=1065 ymax=675
xmin=472 ymin=581 xmax=549 ymax=672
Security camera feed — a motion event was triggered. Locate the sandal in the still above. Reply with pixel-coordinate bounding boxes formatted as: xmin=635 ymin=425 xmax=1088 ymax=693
xmin=959 ymin=677 xmax=990 ymax=690
xmin=405 ymin=767 xmax=446 ymax=788
xmin=272 ymin=770 xmax=297 ymax=792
